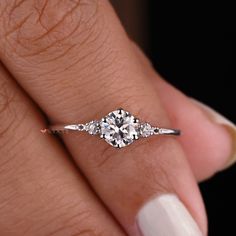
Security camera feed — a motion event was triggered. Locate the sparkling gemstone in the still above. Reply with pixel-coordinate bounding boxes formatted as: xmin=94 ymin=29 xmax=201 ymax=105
xmin=100 ymin=109 xmax=139 ymax=148
xmin=153 ymin=128 xmax=160 ymax=135
xmin=77 ymin=124 xmax=85 ymax=131
xmin=139 ymin=123 xmax=153 ymax=137
xmin=87 ymin=121 xmax=100 ymax=135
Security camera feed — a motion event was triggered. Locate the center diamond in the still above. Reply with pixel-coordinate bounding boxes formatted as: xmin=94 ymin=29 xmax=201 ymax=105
xmin=100 ymin=109 xmax=139 ymax=148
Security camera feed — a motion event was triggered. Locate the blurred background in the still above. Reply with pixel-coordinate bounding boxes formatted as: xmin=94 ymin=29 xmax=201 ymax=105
xmin=111 ymin=1 xmax=235 ymax=235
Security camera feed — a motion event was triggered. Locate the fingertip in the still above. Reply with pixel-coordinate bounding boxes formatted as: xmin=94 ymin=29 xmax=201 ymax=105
xmin=191 ymin=98 xmax=236 ymax=171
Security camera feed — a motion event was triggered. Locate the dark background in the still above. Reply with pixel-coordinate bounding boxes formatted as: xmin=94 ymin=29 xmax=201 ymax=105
xmin=111 ymin=1 xmax=236 ymax=235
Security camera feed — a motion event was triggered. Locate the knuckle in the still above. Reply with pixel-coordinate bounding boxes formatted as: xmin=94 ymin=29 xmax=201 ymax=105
xmin=0 ymin=0 xmax=100 ymax=61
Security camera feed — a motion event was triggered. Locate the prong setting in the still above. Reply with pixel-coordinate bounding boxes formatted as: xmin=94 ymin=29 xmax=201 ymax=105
xmin=99 ymin=109 xmax=140 ymax=148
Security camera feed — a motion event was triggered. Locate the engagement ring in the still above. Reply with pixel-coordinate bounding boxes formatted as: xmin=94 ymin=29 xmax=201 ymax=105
xmin=46 ymin=108 xmax=180 ymax=148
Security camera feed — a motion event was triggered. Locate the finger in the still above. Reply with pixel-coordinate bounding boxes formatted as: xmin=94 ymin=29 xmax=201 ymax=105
xmin=0 ymin=1 xmax=206 ymax=236
xmin=132 ymin=43 xmax=236 ymax=181
xmin=0 ymin=63 xmax=125 ymax=236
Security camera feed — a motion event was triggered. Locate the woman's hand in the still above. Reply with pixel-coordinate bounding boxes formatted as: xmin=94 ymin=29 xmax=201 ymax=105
xmin=0 ymin=1 xmax=235 ymax=235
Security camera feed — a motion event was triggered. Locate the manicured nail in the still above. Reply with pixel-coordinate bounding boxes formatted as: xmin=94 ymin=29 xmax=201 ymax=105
xmin=137 ymin=194 xmax=203 ymax=236
xmin=191 ymin=99 xmax=236 ymax=168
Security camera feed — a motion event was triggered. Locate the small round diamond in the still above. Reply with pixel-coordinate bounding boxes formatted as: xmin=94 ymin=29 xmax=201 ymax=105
xmin=153 ymin=128 xmax=159 ymax=134
xmin=100 ymin=109 xmax=139 ymax=148
xmin=77 ymin=124 xmax=85 ymax=131
xmin=86 ymin=121 xmax=100 ymax=135
xmin=139 ymin=123 xmax=154 ymax=137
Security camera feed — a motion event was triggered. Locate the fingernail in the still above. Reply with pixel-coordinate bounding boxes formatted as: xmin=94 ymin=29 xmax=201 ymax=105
xmin=137 ymin=194 xmax=203 ymax=236
xmin=191 ymin=99 xmax=236 ymax=168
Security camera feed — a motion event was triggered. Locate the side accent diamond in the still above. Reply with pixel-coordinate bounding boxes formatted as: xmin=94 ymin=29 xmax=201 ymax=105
xmin=86 ymin=121 xmax=100 ymax=135
xmin=139 ymin=123 xmax=154 ymax=137
xmin=77 ymin=124 xmax=85 ymax=131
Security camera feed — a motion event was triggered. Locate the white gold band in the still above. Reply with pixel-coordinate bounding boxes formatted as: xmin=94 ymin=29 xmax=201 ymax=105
xmin=45 ymin=108 xmax=180 ymax=148
xmin=49 ymin=124 xmax=180 ymax=136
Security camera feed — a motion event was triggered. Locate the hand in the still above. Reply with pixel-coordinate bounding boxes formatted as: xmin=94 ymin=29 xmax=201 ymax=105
xmin=0 ymin=1 xmax=235 ymax=235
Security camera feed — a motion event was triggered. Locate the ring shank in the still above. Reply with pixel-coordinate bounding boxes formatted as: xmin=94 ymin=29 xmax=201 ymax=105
xmin=50 ymin=124 xmax=80 ymax=131
xmin=158 ymin=128 xmax=181 ymax=136
xmin=48 ymin=124 xmax=181 ymax=136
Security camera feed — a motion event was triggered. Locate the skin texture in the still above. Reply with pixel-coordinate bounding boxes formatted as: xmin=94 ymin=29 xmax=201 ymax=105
xmin=0 ymin=63 xmax=126 ymax=236
xmin=0 ymin=1 xmax=234 ymax=235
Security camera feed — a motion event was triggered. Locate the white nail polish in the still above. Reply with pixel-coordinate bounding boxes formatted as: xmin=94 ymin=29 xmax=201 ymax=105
xmin=191 ymin=99 xmax=236 ymax=167
xmin=137 ymin=194 xmax=203 ymax=236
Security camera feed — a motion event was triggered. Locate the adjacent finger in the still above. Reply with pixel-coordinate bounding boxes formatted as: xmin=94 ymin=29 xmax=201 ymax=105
xmin=0 ymin=63 xmax=126 ymax=236
xmin=0 ymin=1 xmax=206 ymax=236
xmin=132 ymin=43 xmax=236 ymax=181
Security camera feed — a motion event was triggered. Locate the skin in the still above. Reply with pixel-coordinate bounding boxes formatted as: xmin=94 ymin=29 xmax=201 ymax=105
xmin=0 ymin=1 xmax=232 ymax=235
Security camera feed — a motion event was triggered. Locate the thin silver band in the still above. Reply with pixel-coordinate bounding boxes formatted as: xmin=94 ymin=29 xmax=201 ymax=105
xmin=47 ymin=124 xmax=181 ymax=136
xmin=43 ymin=108 xmax=181 ymax=148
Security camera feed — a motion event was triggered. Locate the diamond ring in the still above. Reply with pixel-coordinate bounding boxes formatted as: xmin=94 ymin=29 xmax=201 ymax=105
xmin=46 ymin=108 xmax=181 ymax=149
